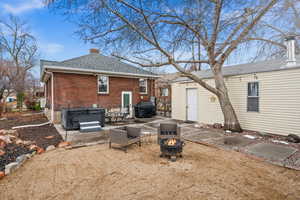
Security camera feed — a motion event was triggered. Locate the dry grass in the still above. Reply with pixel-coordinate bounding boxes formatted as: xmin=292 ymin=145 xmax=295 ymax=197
xmin=0 ymin=140 xmax=299 ymax=200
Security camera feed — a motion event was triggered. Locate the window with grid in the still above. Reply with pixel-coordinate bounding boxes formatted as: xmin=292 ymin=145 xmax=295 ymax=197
xmin=98 ymin=75 xmax=109 ymax=93
xmin=139 ymin=79 xmax=147 ymax=94
xmin=161 ymin=88 xmax=169 ymax=97
xmin=247 ymin=82 xmax=259 ymax=112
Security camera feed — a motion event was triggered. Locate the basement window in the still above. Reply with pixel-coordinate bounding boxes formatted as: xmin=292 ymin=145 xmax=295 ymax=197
xmin=247 ymin=82 xmax=259 ymax=112
xmin=98 ymin=75 xmax=109 ymax=94
xmin=139 ymin=79 xmax=147 ymax=94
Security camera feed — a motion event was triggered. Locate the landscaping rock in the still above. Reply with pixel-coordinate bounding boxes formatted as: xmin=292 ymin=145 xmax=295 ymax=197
xmin=213 ymin=123 xmax=223 ymax=129
xmin=197 ymin=123 xmax=209 ymax=128
xmin=23 ymin=140 xmax=33 ymax=146
xmin=0 ymin=135 xmax=12 ymax=144
xmin=243 ymin=135 xmax=257 ymax=140
xmin=45 ymin=135 xmax=54 ymax=139
xmin=25 ymin=153 xmax=33 ymax=159
xmin=0 ymin=149 xmax=5 ymax=156
xmin=271 ymin=139 xmax=289 ymax=145
xmin=37 ymin=147 xmax=45 ymax=154
xmin=29 ymin=144 xmax=38 ymax=151
xmin=0 ymin=171 xmax=4 ymax=179
xmin=15 ymin=139 xmax=24 ymax=145
xmin=287 ymin=134 xmax=300 ymax=143
xmin=58 ymin=141 xmax=71 ymax=148
xmin=46 ymin=145 xmax=55 ymax=151
xmin=5 ymin=162 xmax=19 ymax=175
xmin=16 ymin=155 xmax=27 ymax=165
xmin=0 ymin=139 xmax=6 ymax=148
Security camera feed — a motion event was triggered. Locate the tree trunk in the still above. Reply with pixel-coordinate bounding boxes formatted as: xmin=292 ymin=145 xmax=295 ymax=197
xmin=214 ymin=69 xmax=242 ymax=132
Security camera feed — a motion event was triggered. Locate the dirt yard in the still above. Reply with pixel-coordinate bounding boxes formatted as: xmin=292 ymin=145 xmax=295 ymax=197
xmin=0 ymin=141 xmax=299 ymax=200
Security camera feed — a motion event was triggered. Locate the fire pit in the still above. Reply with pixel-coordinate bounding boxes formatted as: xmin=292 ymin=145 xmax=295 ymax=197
xmin=160 ymin=138 xmax=184 ymax=162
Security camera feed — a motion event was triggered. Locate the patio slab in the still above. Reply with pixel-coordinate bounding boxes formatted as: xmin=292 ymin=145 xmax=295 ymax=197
xmin=183 ymin=129 xmax=223 ymax=142
xmin=246 ymin=143 xmax=298 ymax=162
xmin=209 ymin=136 xmax=256 ymax=149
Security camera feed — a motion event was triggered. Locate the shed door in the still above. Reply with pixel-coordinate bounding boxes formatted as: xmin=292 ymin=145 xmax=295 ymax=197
xmin=186 ymin=88 xmax=198 ymax=121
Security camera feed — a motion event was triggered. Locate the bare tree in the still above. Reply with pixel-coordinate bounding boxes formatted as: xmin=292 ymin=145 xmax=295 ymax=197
xmin=48 ymin=0 xmax=294 ymax=131
xmin=0 ymin=15 xmax=38 ymax=110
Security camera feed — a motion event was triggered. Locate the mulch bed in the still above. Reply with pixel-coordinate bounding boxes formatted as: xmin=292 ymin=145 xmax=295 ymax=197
xmin=0 ymin=113 xmax=47 ymax=130
xmin=0 ymin=112 xmax=64 ymax=173
xmin=18 ymin=125 xmax=63 ymax=149
xmin=0 ymin=144 xmax=34 ymax=171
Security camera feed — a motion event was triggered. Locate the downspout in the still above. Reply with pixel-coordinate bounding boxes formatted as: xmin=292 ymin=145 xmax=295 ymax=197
xmin=45 ymin=71 xmax=54 ymax=122
xmin=51 ymin=72 xmax=54 ymax=122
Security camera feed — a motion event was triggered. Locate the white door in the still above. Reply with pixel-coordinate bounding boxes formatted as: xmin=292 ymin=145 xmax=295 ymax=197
xmin=121 ymin=91 xmax=132 ymax=117
xmin=186 ymin=88 xmax=198 ymax=121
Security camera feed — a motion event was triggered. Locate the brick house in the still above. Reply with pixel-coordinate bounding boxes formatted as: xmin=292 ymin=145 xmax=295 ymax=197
xmin=40 ymin=49 xmax=159 ymax=123
xmin=155 ymin=73 xmax=179 ymax=117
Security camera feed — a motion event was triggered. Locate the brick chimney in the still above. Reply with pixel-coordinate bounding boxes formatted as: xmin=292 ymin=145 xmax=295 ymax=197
xmin=89 ymin=48 xmax=100 ymax=54
xmin=285 ymin=35 xmax=296 ymax=67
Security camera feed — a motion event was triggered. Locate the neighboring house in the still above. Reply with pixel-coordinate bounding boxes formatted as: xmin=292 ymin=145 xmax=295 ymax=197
xmin=40 ymin=49 xmax=159 ymax=123
xmin=172 ymin=37 xmax=300 ymax=136
xmin=6 ymin=96 xmax=16 ymax=103
xmin=155 ymin=73 xmax=180 ymax=117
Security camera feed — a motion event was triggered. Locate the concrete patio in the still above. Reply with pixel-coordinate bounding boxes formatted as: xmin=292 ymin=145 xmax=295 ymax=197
xmin=54 ymin=118 xmax=300 ymax=170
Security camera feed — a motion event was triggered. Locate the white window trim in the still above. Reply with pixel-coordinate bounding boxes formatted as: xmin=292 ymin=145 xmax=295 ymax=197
xmin=98 ymin=75 xmax=109 ymax=94
xmin=247 ymin=82 xmax=259 ymax=112
xmin=139 ymin=78 xmax=148 ymax=94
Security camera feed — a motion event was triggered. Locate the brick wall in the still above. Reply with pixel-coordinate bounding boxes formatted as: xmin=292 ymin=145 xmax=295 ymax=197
xmin=48 ymin=72 xmax=155 ymax=111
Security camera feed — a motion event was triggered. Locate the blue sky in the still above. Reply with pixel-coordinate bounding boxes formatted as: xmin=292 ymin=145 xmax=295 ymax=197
xmin=0 ymin=0 xmax=95 ymax=76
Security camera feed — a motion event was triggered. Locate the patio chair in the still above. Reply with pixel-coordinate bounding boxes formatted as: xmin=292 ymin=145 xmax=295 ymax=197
xmin=109 ymin=126 xmax=141 ymax=152
xmin=158 ymin=123 xmax=181 ymax=144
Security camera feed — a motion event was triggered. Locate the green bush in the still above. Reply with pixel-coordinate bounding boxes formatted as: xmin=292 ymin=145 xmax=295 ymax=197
xmin=33 ymin=102 xmax=41 ymax=111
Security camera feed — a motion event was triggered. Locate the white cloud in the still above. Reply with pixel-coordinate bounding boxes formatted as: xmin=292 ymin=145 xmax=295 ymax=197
xmin=40 ymin=43 xmax=64 ymax=55
xmin=2 ymin=0 xmax=45 ymax=15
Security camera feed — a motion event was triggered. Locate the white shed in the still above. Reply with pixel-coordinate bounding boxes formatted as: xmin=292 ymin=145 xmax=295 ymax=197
xmin=172 ymin=41 xmax=300 ymax=136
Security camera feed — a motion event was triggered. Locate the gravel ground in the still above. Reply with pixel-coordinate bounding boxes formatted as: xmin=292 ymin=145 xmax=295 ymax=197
xmin=0 ymin=141 xmax=299 ymax=200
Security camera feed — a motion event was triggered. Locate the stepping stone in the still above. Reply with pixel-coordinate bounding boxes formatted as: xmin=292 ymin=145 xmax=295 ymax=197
xmin=211 ymin=136 xmax=255 ymax=148
xmin=184 ymin=131 xmax=223 ymax=141
xmin=247 ymin=143 xmax=297 ymax=162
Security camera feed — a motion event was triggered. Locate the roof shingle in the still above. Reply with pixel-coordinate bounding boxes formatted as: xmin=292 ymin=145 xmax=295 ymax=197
xmin=41 ymin=53 xmax=157 ymax=77
xmin=175 ymin=55 xmax=300 ymax=82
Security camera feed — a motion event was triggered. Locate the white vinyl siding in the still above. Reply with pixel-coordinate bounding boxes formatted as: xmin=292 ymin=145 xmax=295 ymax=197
xmin=172 ymin=68 xmax=300 ymax=136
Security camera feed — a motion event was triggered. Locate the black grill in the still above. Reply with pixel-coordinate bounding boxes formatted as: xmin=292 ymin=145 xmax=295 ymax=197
xmin=134 ymin=101 xmax=156 ymax=118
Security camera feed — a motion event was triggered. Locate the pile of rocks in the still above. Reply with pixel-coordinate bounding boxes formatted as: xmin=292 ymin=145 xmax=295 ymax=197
xmin=0 ymin=129 xmax=70 ymax=179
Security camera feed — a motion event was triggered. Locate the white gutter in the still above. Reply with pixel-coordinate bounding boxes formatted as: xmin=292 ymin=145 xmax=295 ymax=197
xmin=41 ymin=65 xmax=160 ymax=82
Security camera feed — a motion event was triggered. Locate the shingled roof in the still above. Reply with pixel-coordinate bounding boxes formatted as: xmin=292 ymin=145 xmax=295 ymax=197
xmin=175 ymin=55 xmax=300 ymax=82
xmin=40 ymin=52 xmax=158 ymax=78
